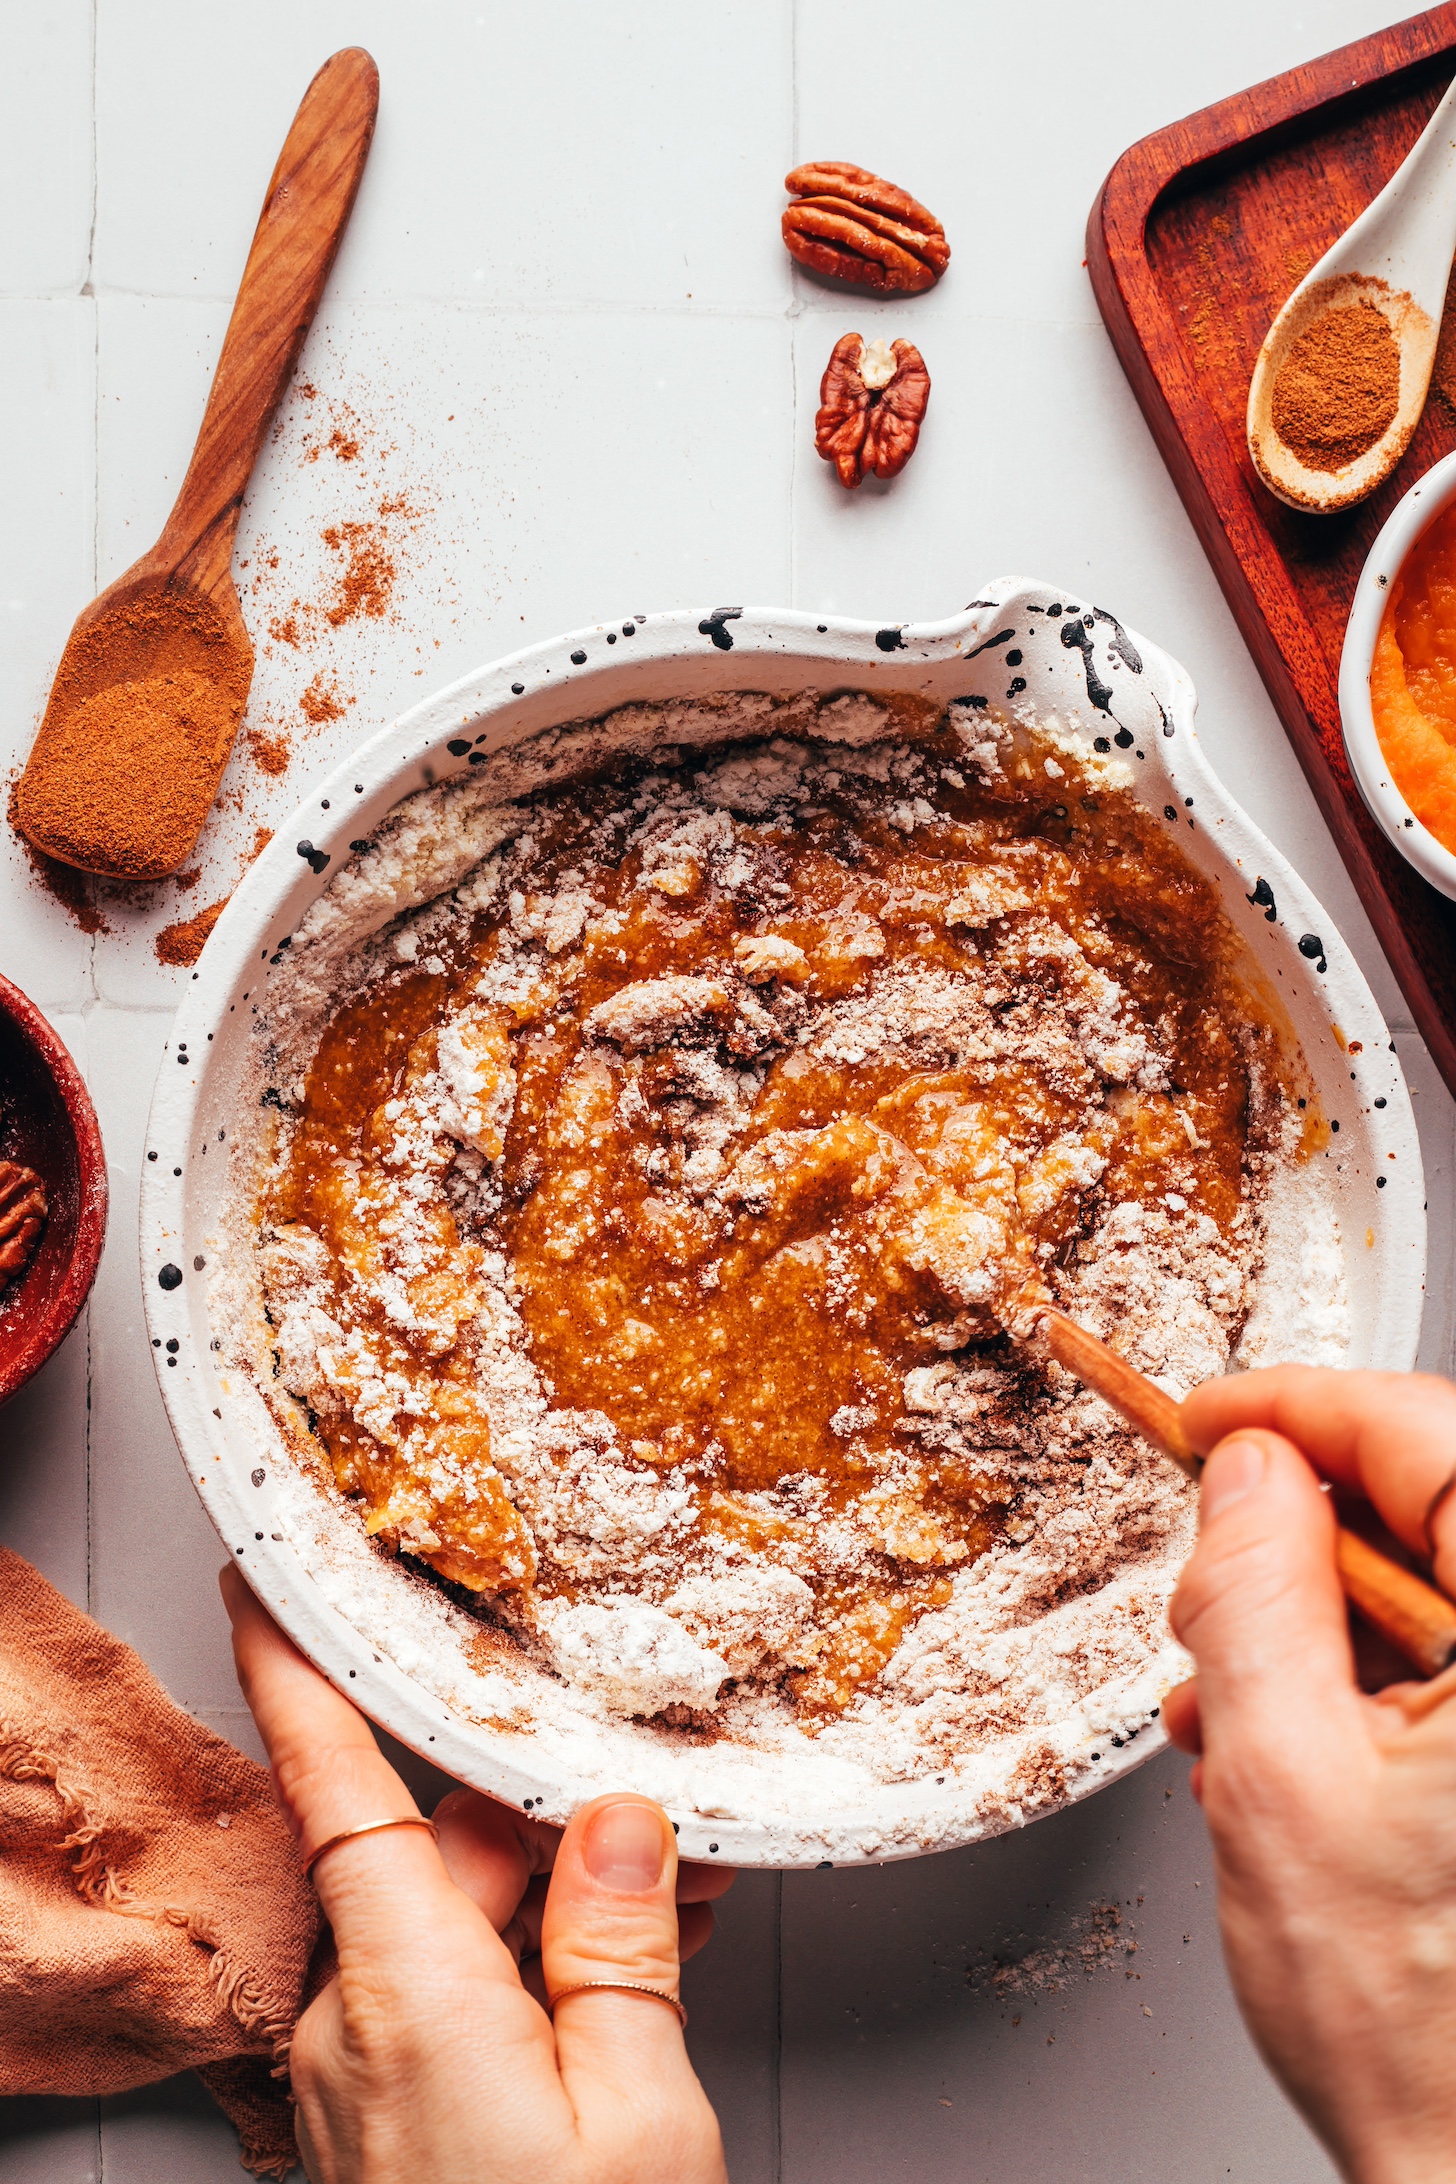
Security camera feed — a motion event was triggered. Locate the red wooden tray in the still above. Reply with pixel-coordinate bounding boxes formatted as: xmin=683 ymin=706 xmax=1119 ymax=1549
xmin=1087 ymin=5 xmax=1456 ymax=1094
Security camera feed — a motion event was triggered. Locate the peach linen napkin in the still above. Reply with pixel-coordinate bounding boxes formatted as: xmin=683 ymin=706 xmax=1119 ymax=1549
xmin=0 ymin=1547 xmax=320 ymax=2176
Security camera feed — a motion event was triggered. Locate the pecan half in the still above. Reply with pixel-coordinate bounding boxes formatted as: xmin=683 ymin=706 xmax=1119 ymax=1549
xmin=816 ymin=334 xmax=930 ymax=489
xmin=0 ymin=1160 xmax=47 ymax=1281
xmin=783 ymin=162 xmax=949 ymax=293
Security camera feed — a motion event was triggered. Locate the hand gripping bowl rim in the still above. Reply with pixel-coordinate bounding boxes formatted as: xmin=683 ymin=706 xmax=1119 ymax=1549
xmin=141 ymin=581 xmax=1425 ymax=1869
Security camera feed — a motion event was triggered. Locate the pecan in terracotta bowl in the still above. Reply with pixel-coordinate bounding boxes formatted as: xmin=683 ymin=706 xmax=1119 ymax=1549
xmin=782 ymin=161 xmax=949 ymax=293
xmin=816 ymin=333 xmax=930 ymax=488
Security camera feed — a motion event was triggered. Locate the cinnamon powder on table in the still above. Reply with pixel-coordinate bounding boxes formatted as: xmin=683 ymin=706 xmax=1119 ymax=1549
xmin=322 ymin=520 xmax=397 ymax=626
xmin=246 ymin=727 xmax=292 ymax=776
xmin=299 ymin=675 xmax=345 ymax=725
xmin=6 ymin=783 xmax=108 ymax=933
xmin=154 ymin=898 xmax=229 ymax=967
xmin=151 ymin=823 xmax=275 ymax=965
xmin=1270 ymin=299 xmax=1400 ymax=473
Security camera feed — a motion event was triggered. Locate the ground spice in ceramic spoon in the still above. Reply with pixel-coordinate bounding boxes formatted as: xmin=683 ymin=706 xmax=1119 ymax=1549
xmin=1269 ymin=298 xmax=1400 ymax=473
xmin=14 ymin=49 xmax=378 ymax=880
xmin=1246 ymin=71 xmax=1456 ymax=513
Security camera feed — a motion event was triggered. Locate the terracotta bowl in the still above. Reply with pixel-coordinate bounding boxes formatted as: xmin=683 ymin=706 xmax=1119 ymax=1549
xmin=0 ymin=975 xmax=107 ymax=1404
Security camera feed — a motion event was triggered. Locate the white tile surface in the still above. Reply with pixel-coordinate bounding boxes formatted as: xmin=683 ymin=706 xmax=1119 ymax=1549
xmin=0 ymin=2101 xmax=98 ymax=2184
xmin=780 ymin=1749 xmax=1336 ymax=2184
xmin=0 ymin=5 xmax=93 ymax=299
xmin=0 ymin=298 xmax=97 ymax=1010
xmin=685 ymin=1870 xmax=783 ymax=2183
xmin=4 ymin=4 xmax=1455 ymax=2180
xmin=94 ymin=0 xmax=794 ymax=308
xmin=97 ymin=2080 xmax=255 ymax=2184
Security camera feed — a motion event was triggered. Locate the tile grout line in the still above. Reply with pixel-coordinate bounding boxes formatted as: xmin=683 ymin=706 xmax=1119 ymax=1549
xmin=85 ymin=0 xmax=100 ymax=1644
xmin=772 ymin=1868 xmax=784 ymax=2184
xmin=82 ymin=0 xmax=102 ymax=1014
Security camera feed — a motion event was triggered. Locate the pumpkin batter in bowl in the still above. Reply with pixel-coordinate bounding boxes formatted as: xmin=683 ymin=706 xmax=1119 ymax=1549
xmin=251 ymin=687 xmax=1329 ymax=1735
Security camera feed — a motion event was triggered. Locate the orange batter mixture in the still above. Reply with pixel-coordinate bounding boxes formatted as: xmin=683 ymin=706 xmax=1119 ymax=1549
xmin=1371 ymin=501 xmax=1456 ymax=852
xmin=261 ymin=708 xmax=1274 ymax=1720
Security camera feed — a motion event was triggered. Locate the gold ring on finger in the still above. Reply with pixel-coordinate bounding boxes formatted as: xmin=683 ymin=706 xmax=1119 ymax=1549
xmin=547 ymin=1979 xmax=687 ymax=2030
xmin=302 ymin=1814 xmax=439 ymax=1878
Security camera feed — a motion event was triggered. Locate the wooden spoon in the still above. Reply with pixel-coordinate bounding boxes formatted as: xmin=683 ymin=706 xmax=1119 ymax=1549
xmin=1246 ymin=70 xmax=1456 ymax=513
xmin=14 ymin=47 xmax=379 ymax=881
xmin=1035 ymin=1305 xmax=1456 ymax=1679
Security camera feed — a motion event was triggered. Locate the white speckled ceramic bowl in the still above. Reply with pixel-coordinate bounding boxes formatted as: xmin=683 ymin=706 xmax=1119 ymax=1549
xmin=1341 ymin=447 xmax=1456 ymax=901
xmin=141 ymin=578 xmax=1425 ymax=1867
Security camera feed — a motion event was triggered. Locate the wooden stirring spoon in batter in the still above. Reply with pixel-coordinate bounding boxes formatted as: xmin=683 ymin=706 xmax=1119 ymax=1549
xmin=14 ymin=47 xmax=378 ymax=881
xmin=1031 ymin=1304 xmax=1456 ymax=1679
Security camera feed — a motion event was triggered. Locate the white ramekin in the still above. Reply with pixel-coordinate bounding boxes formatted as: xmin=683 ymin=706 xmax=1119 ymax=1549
xmin=140 ymin=578 xmax=1425 ymax=1868
xmin=1340 ymin=447 xmax=1456 ymax=901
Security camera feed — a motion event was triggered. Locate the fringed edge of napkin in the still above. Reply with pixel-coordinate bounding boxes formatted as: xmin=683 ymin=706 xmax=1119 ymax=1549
xmin=0 ymin=1718 xmax=300 ymax=2174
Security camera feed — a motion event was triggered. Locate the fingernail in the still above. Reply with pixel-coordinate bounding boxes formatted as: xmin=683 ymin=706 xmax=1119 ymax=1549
xmin=583 ymin=1800 xmax=666 ymax=1892
xmin=1201 ymin=1435 xmax=1268 ymax=1523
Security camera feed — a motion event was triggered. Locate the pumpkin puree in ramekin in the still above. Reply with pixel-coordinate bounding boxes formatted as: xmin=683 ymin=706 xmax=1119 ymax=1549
xmin=1372 ymin=502 xmax=1456 ymax=854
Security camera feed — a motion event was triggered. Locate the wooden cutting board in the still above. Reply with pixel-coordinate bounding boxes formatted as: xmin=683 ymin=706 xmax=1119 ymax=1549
xmin=1087 ymin=4 xmax=1456 ymax=1094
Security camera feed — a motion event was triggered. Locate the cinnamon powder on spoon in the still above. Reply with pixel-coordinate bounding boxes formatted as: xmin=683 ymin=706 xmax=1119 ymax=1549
xmin=15 ymin=591 xmax=250 ymax=880
xmin=1270 ymin=299 xmax=1400 ymax=473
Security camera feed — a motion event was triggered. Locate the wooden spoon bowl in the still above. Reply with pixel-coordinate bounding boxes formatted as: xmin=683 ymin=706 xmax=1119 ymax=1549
xmin=14 ymin=46 xmax=379 ymax=880
xmin=0 ymin=976 xmax=107 ymax=1405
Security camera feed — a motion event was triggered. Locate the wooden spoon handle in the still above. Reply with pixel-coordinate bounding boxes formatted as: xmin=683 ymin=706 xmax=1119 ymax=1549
xmin=1037 ymin=1307 xmax=1456 ymax=1679
xmin=1039 ymin=1307 xmax=1199 ymax=1476
xmin=157 ymin=46 xmax=379 ymax=597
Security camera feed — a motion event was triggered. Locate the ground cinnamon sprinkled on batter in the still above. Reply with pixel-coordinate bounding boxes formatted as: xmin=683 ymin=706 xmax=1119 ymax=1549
xmin=1271 ymin=297 xmax=1399 ymax=472
xmin=155 ymin=896 xmax=229 ymax=966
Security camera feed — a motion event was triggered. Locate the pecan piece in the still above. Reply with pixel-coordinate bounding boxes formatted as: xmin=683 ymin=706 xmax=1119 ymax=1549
xmin=0 ymin=1159 xmax=47 ymax=1281
xmin=816 ymin=334 xmax=930 ymax=489
xmin=783 ymin=162 xmax=949 ymax=293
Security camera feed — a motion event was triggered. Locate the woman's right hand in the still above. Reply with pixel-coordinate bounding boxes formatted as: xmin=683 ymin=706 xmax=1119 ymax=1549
xmin=223 ymin=1566 xmax=731 ymax=2184
xmin=1168 ymin=1367 xmax=1456 ymax=2184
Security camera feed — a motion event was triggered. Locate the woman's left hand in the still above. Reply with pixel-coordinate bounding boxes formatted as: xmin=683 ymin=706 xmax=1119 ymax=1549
xmin=222 ymin=1565 xmax=733 ymax=2184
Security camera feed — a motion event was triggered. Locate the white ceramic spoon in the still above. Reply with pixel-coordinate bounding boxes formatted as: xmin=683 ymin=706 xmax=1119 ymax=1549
xmin=1247 ymin=72 xmax=1456 ymax=514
